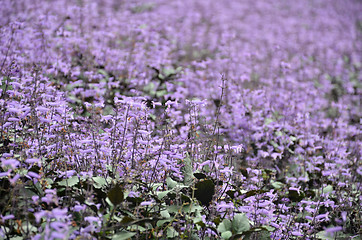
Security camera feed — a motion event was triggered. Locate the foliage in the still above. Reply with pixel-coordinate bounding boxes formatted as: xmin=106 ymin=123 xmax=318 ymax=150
xmin=0 ymin=0 xmax=361 ymax=239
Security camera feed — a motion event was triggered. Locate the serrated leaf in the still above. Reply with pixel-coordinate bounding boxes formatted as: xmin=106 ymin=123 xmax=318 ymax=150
xmin=232 ymin=213 xmax=250 ymax=234
xmin=107 ymin=185 xmax=124 ymax=206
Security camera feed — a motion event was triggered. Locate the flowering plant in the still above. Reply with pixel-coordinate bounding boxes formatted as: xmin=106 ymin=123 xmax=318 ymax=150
xmin=0 ymin=0 xmax=361 ymax=239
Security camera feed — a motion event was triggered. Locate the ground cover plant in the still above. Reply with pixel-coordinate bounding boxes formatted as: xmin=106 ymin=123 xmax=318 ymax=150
xmin=0 ymin=0 xmax=361 ymax=239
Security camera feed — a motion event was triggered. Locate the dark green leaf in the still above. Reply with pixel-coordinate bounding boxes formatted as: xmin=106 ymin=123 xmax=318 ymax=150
xmin=194 ymin=173 xmax=207 ymax=180
xmin=194 ymin=179 xmax=215 ymax=206
xmin=288 ymin=189 xmax=305 ymax=202
xmin=126 ymin=196 xmax=144 ymax=207
xmin=108 ymin=184 xmax=124 ymax=206
xmin=120 ymin=216 xmax=134 ymax=224
xmin=226 ymin=190 xmax=237 ymax=199
xmin=244 ymin=189 xmax=267 ymax=198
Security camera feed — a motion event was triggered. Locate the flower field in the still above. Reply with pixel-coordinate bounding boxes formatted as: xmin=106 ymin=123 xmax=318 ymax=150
xmin=0 ymin=0 xmax=361 ymax=239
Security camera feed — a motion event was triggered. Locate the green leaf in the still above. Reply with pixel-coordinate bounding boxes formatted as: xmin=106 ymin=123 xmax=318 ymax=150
xmin=143 ymin=82 xmax=155 ymax=93
xmin=290 ymin=136 xmax=297 ymax=142
xmin=58 ymin=176 xmax=79 ymax=187
xmin=218 ymin=219 xmax=232 ymax=233
xmin=108 ymin=184 xmax=124 ymax=206
xmin=92 ymin=177 xmax=107 ymax=189
xmin=166 ymin=177 xmax=177 ymax=189
xmin=194 ymin=179 xmax=215 ymax=206
xmin=167 ymin=205 xmax=181 ymax=214
xmin=157 ymin=219 xmax=170 ymax=227
xmin=126 ymin=196 xmax=143 ymax=207
xmin=181 ymin=194 xmax=191 ymax=204
xmin=157 ymin=190 xmax=172 ymax=199
xmin=112 ymin=231 xmax=136 ymax=240
xmin=97 ymin=69 xmax=109 ymax=78
xmin=160 ymin=210 xmax=170 ymax=218
xmin=226 ymin=190 xmax=237 ymax=199
xmin=163 ymin=67 xmax=176 ymax=76
xmin=322 ymin=185 xmax=333 ymax=194
xmin=193 ymin=172 xmax=207 ymax=180
xmin=288 ymin=189 xmax=305 ymax=202
xmin=261 ymin=225 xmax=275 ymax=232
xmin=264 ymin=118 xmax=273 ymax=125
xmin=315 ymin=230 xmax=330 ymax=239
xmin=232 ymin=213 xmax=250 ymax=234
xmin=270 ymin=141 xmax=279 ymax=149
xmin=242 ymin=229 xmax=270 ymax=240
xmin=21 ymin=187 xmax=37 ymax=198
xmin=244 ymin=189 xmax=267 ymax=198
xmin=271 ymin=181 xmax=284 ymax=190
xmin=221 ymin=231 xmax=232 ymax=239
xmin=195 ymin=220 xmax=206 ymax=228
xmin=156 ymin=89 xmax=168 ymax=97
xmin=182 ymin=154 xmax=193 ymax=185
xmin=9 ymin=237 xmax=23 ymax=240
xmin=183 ymin=203 xmax=203 ymax=213
xmin=167 ymin=227 xmax=179 ymax=238
xmin=120 ymin=216 xmax=134 ymax=224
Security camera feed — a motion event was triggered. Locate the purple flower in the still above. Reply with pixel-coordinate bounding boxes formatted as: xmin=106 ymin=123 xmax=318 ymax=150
xmin=291 ymin=231 xmax=303 ymax=236
xmin=325 ymin=226 xmax=343 ymax=234
xmin=2 ymin=159 xmax=19 ymax=169
xmin=1 ymin=214 xmax=14 ymax=221
xmin=27 ymin=171 xmax=41 ymax=179
xmin=140 ymin=201 xmax=154 ymax=206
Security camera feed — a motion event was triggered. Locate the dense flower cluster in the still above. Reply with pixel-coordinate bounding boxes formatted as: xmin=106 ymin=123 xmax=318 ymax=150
xmin=0 ymin=0 xmax=361 ymax=239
